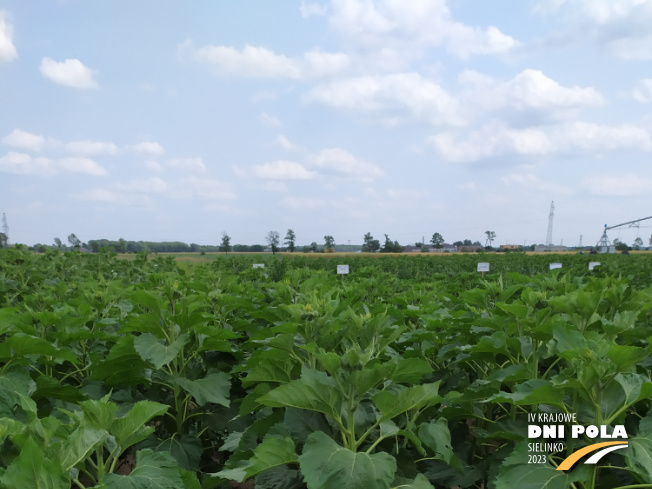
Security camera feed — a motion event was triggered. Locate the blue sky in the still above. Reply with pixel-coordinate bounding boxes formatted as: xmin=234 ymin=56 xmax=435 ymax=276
xmin=3 ymin=0 xmax=652 ymax=247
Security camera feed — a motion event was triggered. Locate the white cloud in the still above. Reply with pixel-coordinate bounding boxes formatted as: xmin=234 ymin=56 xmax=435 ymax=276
xmin=166 ymin=157 xmax=207 ymax=173
xmin=281 ymin=195 xmax=328 ymax=210
xmin=0 ymin=11 xmax=17 ymax=63
xmin=309 ymin=148 xmax=384 ymax=181
xmin=129 ymin=141 xmax=165 ymax=156
xmin=183 ymin=41 xmax=349 ymax=79
xmin=501 ymin=173 xmax=571 ymax=194
xmin=65 ymin=140 xmax=117 ymax=156
xmin=535 ymin=0 xmax=652 ymax=59
xmin=0 ymin=152 xmax=53 ymax=175
xmin=144 ymin=160 xmax=163 ymax=171
xmin=632 ymin=79 xmax=652 ymax=102
xmin=2 ymin=129 xmax=46 ymax=151
xmin=582 ymin=173 xmax=652 ymax=196
xmin=58 ymin=157 xmax=108 ymax=176
xmin=259 ymin=112 xmax=281 ymax=127
xmin=0 ymin=152 xmax=107 ymax=176
xmin=300 ymin=1 xmax=329 ymax=17
xmin=307 ymin=72 xmax=462 ymax=126
xmin=263 ymin=181 xmax=289 ymax=192
xmin=69 ymin=188 xmax=120 ymax=202
xmin=118 ymin=177 xmax=168 ymax=193
xmin=251 ymin=160 xmax=318 ymax=180
xmin=276 ymin=135 xmax=301 ymax=151
xmin=429 ymin=121 xmax=652 ymax=162
xmin=321 ymin=0 xmax=518 ymax=58
xmin=175 ymin=176 xmax=236 ymax=200
xmin=39 ymin=57 xmax=98 ymax=89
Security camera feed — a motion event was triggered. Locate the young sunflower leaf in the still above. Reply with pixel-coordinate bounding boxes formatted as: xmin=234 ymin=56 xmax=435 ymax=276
xmin=134 ymin=333 xmax=190 ymax=369
xmin=214 ymin=436 xmax=297 ymax=482
xmin=0 ymin=438 xmax=69 ymax=489
xmin=171 ymin=372 xmax=230 ymax=407
xmin=298 ymin=431 xmax=396 ymax=489
xmin=101 ymin=449 xmax=184 ymax=489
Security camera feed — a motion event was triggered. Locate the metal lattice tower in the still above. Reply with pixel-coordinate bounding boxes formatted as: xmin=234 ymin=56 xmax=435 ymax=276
xmin=546 ymin=201 xmax=555 ymax=246
xmin=1 ymin=213 xmax=7 ymax=238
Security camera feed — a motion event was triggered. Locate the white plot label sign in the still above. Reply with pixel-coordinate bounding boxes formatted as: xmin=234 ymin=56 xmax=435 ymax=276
xmin=337 ymin=264 xmax=349 ymax=275
xmin=477 ymin=262 xmax=490 ymax=273
xmin=253 ymin=264 xmax=265 ymax=269
xmin=550 ymin=263 xmax=562 ymax=270
xmin=589 ymin=262 xmax=600 ymax=271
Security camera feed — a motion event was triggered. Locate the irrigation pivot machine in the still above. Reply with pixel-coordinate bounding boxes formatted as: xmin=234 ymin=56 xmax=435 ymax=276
xmin=596 ymin=216 xmax=652 ymax=253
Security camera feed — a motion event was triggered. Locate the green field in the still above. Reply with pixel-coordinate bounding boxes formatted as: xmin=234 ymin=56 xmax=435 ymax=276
xmin=0 ymin=248 xmax=650 ymax=488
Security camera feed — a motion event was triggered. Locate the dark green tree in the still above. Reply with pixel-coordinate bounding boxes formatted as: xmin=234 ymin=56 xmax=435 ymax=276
xmin=324 ymin=235 xmax=335 ymax=250
xmin=266 ymin=231 xmax=280 ymax=254
xmin=381 ymin=234 xmax=403 ymax=253
xmin=430 ymin=232 xmax=444 ymax=249
xmin=362 ymin=232 xmax=380 ymax=253
xmin=284 ymin=229 xmax=296 ymax=252
xmin=67 ymin=233 xmax=81 ymax=250
xmin=220 ymin=232 xmax=232 ymax=254
xmin=310 ymin=242 xmax=318 ymax=252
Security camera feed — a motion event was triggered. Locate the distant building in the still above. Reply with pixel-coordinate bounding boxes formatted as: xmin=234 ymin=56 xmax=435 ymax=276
xmin=458 ymin=245 xmax=483 ymax=252
xmin=534 ymin=245 xmax=569 ymax=252
xmin=499 ymin=244 xmax=520 ymax=250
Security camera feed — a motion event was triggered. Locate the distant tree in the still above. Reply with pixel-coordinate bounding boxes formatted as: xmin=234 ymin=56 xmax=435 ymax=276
xmin=324 ymin=235 xmax=335 ymax=251
xmin=633 ymin=237 xmax=644 ymax=250
xmin=463 ymin=239 xmax=473 ymax=246
xmin=266 ymin=231 xmax=280 ymax=254
xmin=614 ymin=239 xmax=629 ymax=251
xmin=362 ymin=232 xmax=380 ymax=253
xmin=284 ymin=229 xmax=297 ymax=253
xmin=381 ymin=234 xmax=403 ymax=253
xmin=89 ymin=240 xmax=100 ymax=253
xmin=0 ymin=233 xmax=7 ymax=248
xmin=485 ymin=230 xmax=496 ymax=247
xmin=472 ymin=241 xmax=481 ymax=246
xmin=68 ymin=233 xmax=81 ymax=250
xmin=220 ymin=232 xmax=232 ymax=254
xmin=453 ymin=240 xmax=463 ymax=247
xmin=302 ymin=245 xmax=311 ymax=253
xmin=310 ymin=242 xmax=318 ymax=252
xmin=430 ymin=232 xmax=444 ymax=249
xmin=649 ymin=234 xmax=652 ymax=247
xmin=117 ymin=238 xmax=127 ymax=253
xmin=54 ymin=237 xmax=63 ymax=250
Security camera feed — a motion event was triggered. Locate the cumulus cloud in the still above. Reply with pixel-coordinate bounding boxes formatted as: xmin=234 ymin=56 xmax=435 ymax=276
xmin=429 ymin=121 xmax=652 ymax=162
xmin=251 ymin=160 xmax=318 ymax=180
xmin=307 ymin=72 xmax=462 ymax=126
xmin=0 ymin=11 xmax=17 ymax=63
xmin=183 ymin=41 xmax=350 ymax=79
xmin=259 ymin=112 xmax=281 ymax=127
xmin=632 ymin=79 xmax=652 ymax=102
xmin=501 ymin=173 xmax=571 ymax=194
xmin=39 ymin=57 xmax=98 ymax=89
xmin=281 ymin=195 xmax=328 ymax=210
xmin=166 ymin=157 xmax=207 ymax=173
xmin=311 ymin=0 xmax=518 ymax=58
xmin=582 ymin=173 xmax=652 ymax=196
xmin=69 ymin=188 xmax=120 ymax=202
xmin=309 ymin=148 xmax=384 ymax=182
xmin=129 ymin=141 xmax=165 ymax=156
xmin=276 ymin=135 xmax=301 ymax=151
xmin=65 ymin=140 xmax=117 ymax=156
xmin=118 ymin=177 xmax=168 ymax=193
xmin=535 ymin=0 xmax=652 ymax=59
xmin=58 ymin=157 xmax=108 ymax=176
xmin=2 ymin=129 xmax=46 ymax=151
xmin=174 ymin=176 xmax=236 ymax=200
xmin=0 ymin=152 xmax=107 ymax=176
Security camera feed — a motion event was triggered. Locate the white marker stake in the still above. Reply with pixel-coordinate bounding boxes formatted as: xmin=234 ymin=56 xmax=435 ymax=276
xmin=550 ymin=263 xmax=562 ymax=270
xmin=337 ymin=264 xmax=349 ymax=277
xmin=253 ymin=264 xmax=265 ymax=269
xmin=477 ymin=262 xmax=489 ymax=277
xmin=588 ymin=262 xmax=600 ymax=271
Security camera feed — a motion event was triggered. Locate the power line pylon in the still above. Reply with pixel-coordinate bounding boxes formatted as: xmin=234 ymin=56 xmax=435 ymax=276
xmin=546 ymin=201 xmax=555 ymax=246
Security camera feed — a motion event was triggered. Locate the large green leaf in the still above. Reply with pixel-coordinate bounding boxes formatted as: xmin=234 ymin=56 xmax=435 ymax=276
xmin=134 ymin=333 xmax=190 ymax=369
xmin=0 ymin=369 xmax=33 ymax=418
xmin=111 ymin=400 xmax=168 ymax=452
xmin=494 ymin=464 xmax=570 ymax=489
xmin=215 ymin=436 xmax=297 ymax=482
xmin=298 ymin=431 xmax=396 ymax=489
xmin=172 ymin=372 xmax=230 ymax=407
xmin=487 ymin=379 xmax=564 ymax=407
xmin=0 ymin=334 xmax=77 ymax=364
xmin=101 ymin=449 xmax=184 ymax=489
xmin=373 ymin=382 xmax=441 ymax=422
xmin=258 ymin=368 xmax=343 ymax=420
xmin=58 ymin=424 xmax=109 ymax=470
xmin=625 ymin=412 xmax=652 ymax=482
xmin=418 ymin=418 xmax=453 ymax=464
xmin=391 ymin=474 xmax=435 ymax=489
xmin=0 ymin=438 xmax=69 ymax=489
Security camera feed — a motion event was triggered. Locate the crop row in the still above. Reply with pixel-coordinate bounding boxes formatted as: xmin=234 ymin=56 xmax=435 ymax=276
xmin=0 ymin=247 xmax=651 ymax=488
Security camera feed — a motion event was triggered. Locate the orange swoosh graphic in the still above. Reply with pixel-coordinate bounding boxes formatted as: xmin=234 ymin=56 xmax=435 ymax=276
xmin=556 ymin=441 xmax=628 ymax=471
